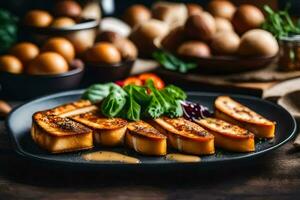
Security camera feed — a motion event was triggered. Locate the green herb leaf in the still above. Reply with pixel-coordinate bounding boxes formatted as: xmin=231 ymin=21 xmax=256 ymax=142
xmin=262 ymin=5 xmax=300 ymax=39
xmin=163 ymin=85 xmax=187 ymax=100
xmin=120 ymin=85 xmax=141 ymax=121
xmin=100 ymin=91 xmax=126 ymax=118
xmin=153 ymin=50 xmax=197 ymax=73
xmin=0 ymin=9 xmax=18 ymax=53
xmin=82 ymin=83 xmax=126 ymax=103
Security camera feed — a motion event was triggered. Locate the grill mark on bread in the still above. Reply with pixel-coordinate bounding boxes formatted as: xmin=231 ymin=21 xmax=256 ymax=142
xmin=127 ymin=121 xmax=166 ymax=140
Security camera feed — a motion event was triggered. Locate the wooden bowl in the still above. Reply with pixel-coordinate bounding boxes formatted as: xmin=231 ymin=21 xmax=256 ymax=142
xmin=182 ymin=55 xmax=278 ymax=74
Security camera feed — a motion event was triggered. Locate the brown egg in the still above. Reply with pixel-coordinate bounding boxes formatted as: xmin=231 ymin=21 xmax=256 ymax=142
xmin=215 ymin=17 xmax=233 ymax=33
xmin=54 ymin=0 xmax=82 ymax=18
xmin=184 ymin=12 xmax=216 ymax=41
xmin=177 ymin=41 xmax=211 ymax=58
xmin=211 ymin=31 xmax=240 ymax=55
xmin=24 ymin=10 xmax=53 ymax=27
xmin=232 ymin=4 xmax=265 ymax=34
xmin=51 ymin=17 xmax=76 ymax=28
xmin=208 ymin=0 xmax=236 ymax=20
xmin=42 ymin=37 xmax=75 ymax=63
xmin=123 ymin=5 xmax=151 ymax=27
xmin=85 ymin=42 xmax=121 ymax=64
xmin=186 ymin=3 xmax=203 ymax=16
xmin=10 ymin=42 xmax=39 ymax=65
xmin=28 ymin=52 xmax=68 ymax=75
xmin=0 ymin=55 xmax=23 ymax=74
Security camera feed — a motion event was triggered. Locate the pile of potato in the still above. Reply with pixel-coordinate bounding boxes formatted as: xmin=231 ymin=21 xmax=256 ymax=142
xmin=124 ymin=0 xmax=279 ymax=58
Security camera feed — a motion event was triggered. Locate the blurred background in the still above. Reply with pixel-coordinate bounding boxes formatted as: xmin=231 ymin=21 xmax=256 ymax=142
xmin=0 ymin=0 xmax=297 ymax=17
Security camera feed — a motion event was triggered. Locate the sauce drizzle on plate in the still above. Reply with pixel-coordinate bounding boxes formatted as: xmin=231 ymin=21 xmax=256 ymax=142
xmin=165 ymin=153 xmax=201 ymax=162
xmin=82 ymin=151 xmax=140 ymax=164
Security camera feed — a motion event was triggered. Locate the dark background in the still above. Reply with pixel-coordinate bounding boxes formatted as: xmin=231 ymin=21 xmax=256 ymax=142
xmin=0 ymin=0 xmax=298 ymax=18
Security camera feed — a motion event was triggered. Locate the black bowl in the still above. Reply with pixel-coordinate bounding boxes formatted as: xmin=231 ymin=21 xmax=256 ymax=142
xmin=81 ymin=60 xmax=135 ymax=86
xmin=21 ymin=18 xmax=100 ymax=55
xmin=0 ymin=61 xmax=84 ymax=100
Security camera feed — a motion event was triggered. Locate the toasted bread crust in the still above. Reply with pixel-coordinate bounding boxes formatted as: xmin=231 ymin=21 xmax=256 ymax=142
xmin=215 ymin=96 xmax=274 ymax=126
xmin=150 ymin=117 xmax=215 ymax=155
xmin=31 ymin=117 xmax=93 ymax=153
xmin=195 ymin=118 xmax=255 ymax=152
xmin=44 ymin=100 xmax=93 ymax=116
xmin=71 ymin=112 xmax=127 ymax=130
xmin=127 ymin=121 xmax=167 ymax=140
xmin=33 ymin=112 xmax=92 ymax=137
xmin=195 ymin=118 xmax=254 ymax=139
xmin=154 ymin=117 xmax=213 ymax=141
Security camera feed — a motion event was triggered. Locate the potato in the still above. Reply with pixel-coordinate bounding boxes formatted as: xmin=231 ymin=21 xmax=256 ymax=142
xmin=130 ymin=19 xmax=169 ymax=57
xmin=161 ymin=26 xmax=186 ymax=53
xmin=215 ymin=17 xmax=233 ymax=33
xmin=123 ymin=5 xmax=151 ymax=28
xmin=238 ymin=29 xmax=278 ymax=56
xmin=42 ymin=37 xmax=75 ymax=63
xmin=96 ymin=31 xmax=137 ymax=60
xmin=10 ymin=42 xmax=39 ymax=65
xmin=24 ymin=10 xmax=53 ymax=27
xmin=186 ymin=3 xmax=203 ymax=16
xmin=0 ymin=55 xmax=23 ymax=74
xmin=177 ymin=41 xmax=211 ymax=58
xmin=211 ymin=31 xmax=240 ymax=55
xmin=28 ymin=52 xmax=69 ymax=75
xmin=53 ymin=0 xmax=82 ymax=18
xmin=184 ymin=12 xmax=216 ymax=41
xmin=51 ymin=17 xmax=76 ymax=28
xmin=232 ymin=5 xmax=265 ymax=34
xmin=152 ymin=1 xmax=188 ymax=29
xmin=85 ymin=42 xmax=121 ymax=64
xmin=208 ymin=0 xmax=236 ymax=20
xmin=0 ymin=100 xmax=11 ymax=117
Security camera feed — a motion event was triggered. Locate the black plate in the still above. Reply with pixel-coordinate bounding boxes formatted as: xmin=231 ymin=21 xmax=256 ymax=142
xmin=6 ymin=90 xmax=297 ymax=170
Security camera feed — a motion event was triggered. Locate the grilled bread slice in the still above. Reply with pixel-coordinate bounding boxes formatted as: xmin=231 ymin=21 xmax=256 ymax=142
xmin=71 ymin=112 xmax=127 ymax=146
xmin=44 ymin=100 xmax=98 ymax=117
xmin=126 ymin=121 xmax=167 ymax=156
xmin=149 ymin=117 xmax=215 ymax=155
xmin=195 ymin=118 xmax=255 ymax=152
xmin=32 ymin=112 xmax=93 ymax=153
xmin=215 ymin=96 xmax=275 ymax=138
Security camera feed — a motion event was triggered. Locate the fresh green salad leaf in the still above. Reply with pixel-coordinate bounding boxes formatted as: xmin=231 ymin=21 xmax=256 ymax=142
xmin=163 ymin=85 xmax=187 ymax=100
xmin=0 ymin=9 xmax=18 ymax=53
xmin=82 ymin=80 xmax=187 ymax=121
xmin=120 ymin=85 xmax=144 ymax=121
xmin=82 ymin=83 xmax=126 ymax=103
xmin=153 ymin=50 xmax=197 ymax=73
xmin=101 ymin=91 xmax=126 ymax=117
xmin=145 ymin=80 xmax=186 ymax=119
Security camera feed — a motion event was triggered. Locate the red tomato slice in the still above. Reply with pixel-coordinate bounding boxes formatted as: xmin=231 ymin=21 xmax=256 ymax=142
xmin=138 ymin=73 xmax=165 ymax=89
xmin=123 ymin=77 xmax=143 ymax=86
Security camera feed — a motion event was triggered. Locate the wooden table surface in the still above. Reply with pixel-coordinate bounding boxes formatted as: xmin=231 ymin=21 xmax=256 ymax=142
xmin=0 ymin=103 xmax=299 ymax=200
